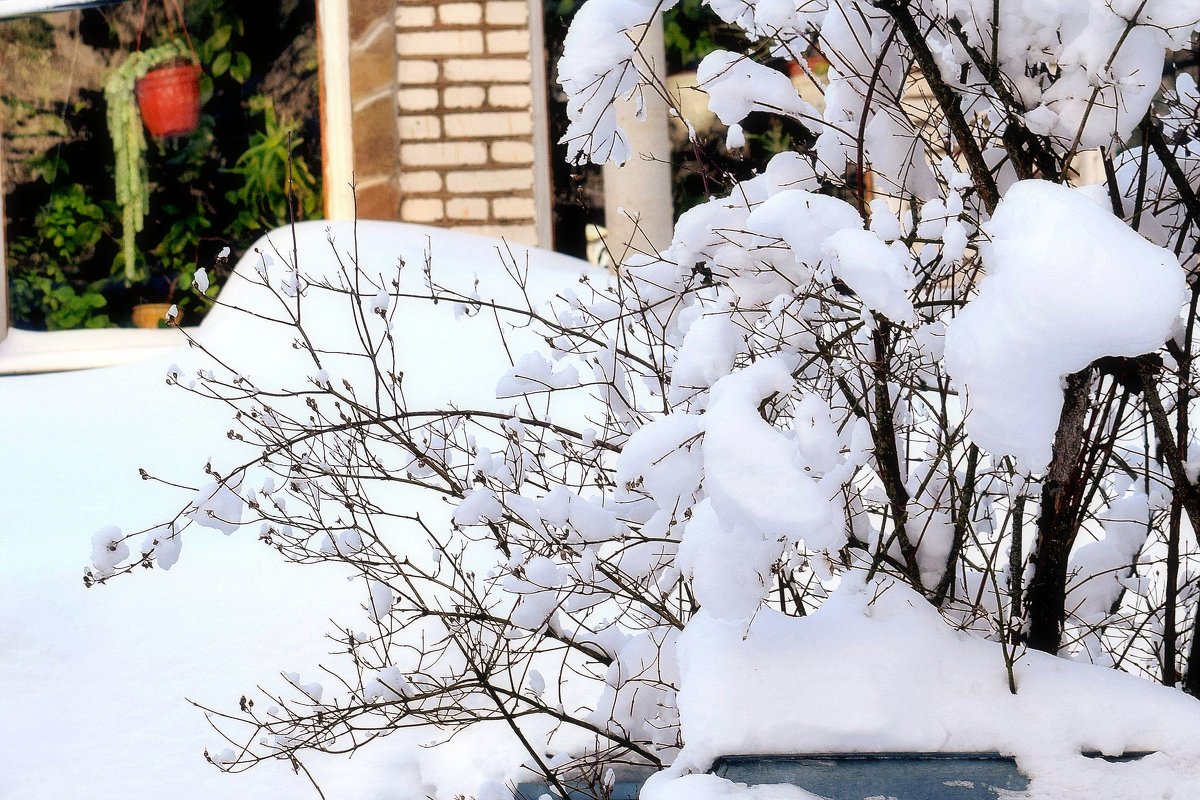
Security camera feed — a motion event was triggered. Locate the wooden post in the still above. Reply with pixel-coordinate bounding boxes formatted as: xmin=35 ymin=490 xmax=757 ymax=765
xmin=0 ymin=104 xmax=7 ymax=343
xmin=316 ymin=0 xmax=355 ymax=220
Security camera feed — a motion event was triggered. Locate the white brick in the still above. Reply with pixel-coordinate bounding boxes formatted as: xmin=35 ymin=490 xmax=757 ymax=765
xmin=487 ymin=84 xmax=532 ymax=108
xmin=439 ymin=2 xmax=482 ymax=24
xmin=395 ymin=5 xmax=435 ymax=27
xmin=492 ymin=196 xmax=536 ymax=220
xmin=444 ymin=86 xmax=486 ymax=109
xmin=397 ymin=59 xmax=439 ymax=84
xmin=444 ymin=110 xmax=531 ymax=138
xmin=401 ymin=141 xmax=488 ymax=166
xmin=443 ymin=57 xmax=529 ymax=83
xmin=397 ymin=30 xmax=483 ymax=57
xmin=398 ymin=170 xmax=443 ymax=193
xmin=491 ymin=140 xmax=535 ymax=164
xmin=486 ymin=29 xmax=529 ymax=54
xmin=447 ymin=197 xmax=489 ymax=220
xmin=398 ymin=115 xmax=441 ymax=140
xmin=397 ymin=87 xmax=438 ymax=110
xmin=446 ymin=169 xmax=533 ymax=193
xmin=401 ymin=198 xmax=445 ymax=222
xmin=485 ymin=1 xmax=527 ymax=25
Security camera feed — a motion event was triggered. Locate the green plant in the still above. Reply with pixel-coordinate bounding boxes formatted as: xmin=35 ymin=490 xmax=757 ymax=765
xmin=225 ymin=96 xmax=319 ymax=239
xmin=198 ymin=19 xmax=251 ymax=89
xmin=662 ymin=0 xmax=726 ymax=69
xmin=11 ymin=271 xmax=110 ymax=330
xmin=9 ymin=182 xmax=113 ymax=330
xmin=103 ymin=38 xmax=193 ymax=284
xmin=146 ymin=194 xmax=212 ymax=309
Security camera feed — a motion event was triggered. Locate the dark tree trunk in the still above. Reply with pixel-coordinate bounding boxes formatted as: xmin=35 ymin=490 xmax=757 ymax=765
xmin=1136 ymin=356 xmax=1200 ymax=691
xmin=1025 ymin=370 xmax=1092 ymax=654
xmin=870 ymin=321 xmax=923 ymax=590
xmin=1185 ymin=613 xmax=1200 ymax=695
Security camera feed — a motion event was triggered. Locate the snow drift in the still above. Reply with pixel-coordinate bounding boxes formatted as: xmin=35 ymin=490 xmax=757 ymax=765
xmin=649 ymin=577 xmax=1200 ymax=800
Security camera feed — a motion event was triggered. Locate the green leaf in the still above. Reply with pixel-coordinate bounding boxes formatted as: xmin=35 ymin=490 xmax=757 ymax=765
xmin=212 ymin=51 xmax=231 ymax=77
xmin=207 ymin=24 xmax=232 ymax=52
xmin=230 ymin=52 xmax=252 ymax=84
xmin=199 ymin=75 xmax=214 ymax=103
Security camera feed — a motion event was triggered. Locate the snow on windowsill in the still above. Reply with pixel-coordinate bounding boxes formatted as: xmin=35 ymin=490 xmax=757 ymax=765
xmin=0 ymin=326 xmax=192 ymax=375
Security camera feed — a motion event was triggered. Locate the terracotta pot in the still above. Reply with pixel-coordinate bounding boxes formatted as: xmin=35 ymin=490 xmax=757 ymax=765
xmin=132 ymin=303 xmax=180 ymax=329
xmin=136 ymin=63 xmax=201 ymax=138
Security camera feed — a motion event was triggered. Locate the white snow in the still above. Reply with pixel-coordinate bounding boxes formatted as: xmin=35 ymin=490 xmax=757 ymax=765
xmin=697 ymin=51 xmax=820 ymax=130
xmin=1067 ymin=491 xmax=1156 ymax=626
xmin=0 ymin=221 xmax=594 ymax=800
xmin=496 ymin=351 xmax=581 ymax=397
xmin=944 ymin=180 xmax=1187 ymax=473
xmin=89 ymin=525 xmax=129 ymax=577
xmin=556 ymin=0 xmax=679 ymax=164
xmin=11 ymin=1 xmax=1200 ymax=788
xmin=368 ymin=579 xmax=395 ymax=623
xmin=821 ymin=228 xmax=916 ymax=324
xmin=186 ymin=478 xmax=245 ymax=536
xmin=649 ymin=577 xmax=1200 ymax=800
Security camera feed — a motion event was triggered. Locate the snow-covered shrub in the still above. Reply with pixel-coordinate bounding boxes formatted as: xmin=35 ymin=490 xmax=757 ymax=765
xmin=90 ymin=1 xmax=1200 ymax=797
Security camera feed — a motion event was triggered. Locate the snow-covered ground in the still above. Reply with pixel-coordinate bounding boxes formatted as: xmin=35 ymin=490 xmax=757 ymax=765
xmin=6 ymin=220 xmax=1200 ymax=800
xmin=0 ymin=221 xmax=592 ymax=800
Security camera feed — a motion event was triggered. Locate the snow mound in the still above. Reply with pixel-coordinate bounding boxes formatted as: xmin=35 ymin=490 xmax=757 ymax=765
xmin=649 ymin=577 xmax=1200 ymax=800
xmin=944 ymin=180 xmax=1186 ymax=473
xmin=0 ymin=221 xmax=595 ymax=800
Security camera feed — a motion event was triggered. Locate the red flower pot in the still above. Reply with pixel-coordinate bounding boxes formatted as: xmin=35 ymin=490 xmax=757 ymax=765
xmin=136 ymin=63 xmax=201 ymax=138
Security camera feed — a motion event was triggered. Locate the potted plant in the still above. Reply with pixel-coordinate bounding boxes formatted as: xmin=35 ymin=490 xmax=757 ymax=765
xmin=130 ymin=236 xmax=229 ymax=328
xmin=137 ymin=58 xmax=201 ymax=138
xmin=128 ymin=266 xmax=176 ymax=328
xmin=103 ymin=39 xmax=199 ymax=284
xmin=130 ymin=298 xmax=178 ymax=329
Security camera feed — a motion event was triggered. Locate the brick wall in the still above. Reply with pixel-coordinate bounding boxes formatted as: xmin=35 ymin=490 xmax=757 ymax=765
xmin=393 ymin=0 xmax=540 ymax=244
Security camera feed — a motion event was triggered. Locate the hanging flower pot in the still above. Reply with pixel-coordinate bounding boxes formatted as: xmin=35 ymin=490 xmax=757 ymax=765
xmin=105 ymin=39 xmax=198 ymax=282
xmin=136 ymin=62 xmax=201 ymax=138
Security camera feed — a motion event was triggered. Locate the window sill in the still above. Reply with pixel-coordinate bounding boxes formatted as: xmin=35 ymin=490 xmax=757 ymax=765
xmin=0 ymin=327 xmax=190 ymax=376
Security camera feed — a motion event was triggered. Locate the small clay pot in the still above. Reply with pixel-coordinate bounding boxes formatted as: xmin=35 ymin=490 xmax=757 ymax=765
xmin=136 ymin=63 xmax=201 ymax=138
xmin=132 ymin=303 xmax=180 ymax=329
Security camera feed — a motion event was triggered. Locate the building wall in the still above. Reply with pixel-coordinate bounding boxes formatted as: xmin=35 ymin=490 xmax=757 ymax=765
xmin=344 ymin=0 xmax=546 ymax=246
xmin=393 ymin=0 xmax=542 ymax=243
xmin=347 ymin=0 xmax=402 ymax=219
